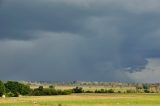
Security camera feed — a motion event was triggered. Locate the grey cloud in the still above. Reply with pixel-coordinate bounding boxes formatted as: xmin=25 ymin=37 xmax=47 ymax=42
xmin=0 ymin=33 xmax=131 ymax=81
xmin=0 ymin=0 xmax=160 ymax=81
xmin=2 ymin=0 xmax=157 ymax=39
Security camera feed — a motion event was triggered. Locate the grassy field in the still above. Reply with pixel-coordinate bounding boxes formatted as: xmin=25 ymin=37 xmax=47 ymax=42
xmin=0 ymin=93 xmax=160 ymax=106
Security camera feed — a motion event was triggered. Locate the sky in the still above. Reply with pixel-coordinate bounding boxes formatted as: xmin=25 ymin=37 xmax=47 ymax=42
xmin=0 ymin=0 xmax=160 ymax=82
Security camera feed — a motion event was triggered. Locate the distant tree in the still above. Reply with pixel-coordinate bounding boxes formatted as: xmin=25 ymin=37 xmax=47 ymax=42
xmin=19 ymin=83 xmax=32 ymax=95
xmin=38 ymin=86 xmax=44 ymax=91
xmin=4 ymin=81 xmax=31 ymax=96
xmin=107 ymin=89 xmax=115 ymax=93
xmin=126 ymin=89 xmax=136 ymax=93
xmin=72 ymin=87 xmax=83 ymax=93
xmin=0 ymin=80 xmax=5 ymax=96
xmin=5 ymin=81 xmax=20 ymax=95
xmin=144 ymin=89 xmax=150 ymax=93
xmin=95 ymin=89 xmax=114 ymax=93
xmin=143 ymin=84 xmax=149 ymax=90
xmin=31 ymin=88 xmax=72 ymax=96
xmin=49 ymin=85 xmax=55 ymax=89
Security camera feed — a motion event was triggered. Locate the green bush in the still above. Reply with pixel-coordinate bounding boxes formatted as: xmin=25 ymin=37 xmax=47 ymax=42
xmin=0 ymin=80 xmax=5 ymax=96
xmin=14 ymin=92 xmax=20 ymax=97
xmin=49 ymin=85 xmax=55 ymax=89
xmin=85 ymin=90 xmax=94 ymax=93
xmin=5 ymin=81 xmax=31 ymax=96
xmin=144 ymin=89 xmax=150 ymax=93
xmin=6 ymin=92 xmax=15 ymax=97
xmin=126 ymin=89 xmax=136 ymax=93
xmin=38 ymin=86 xmax=44 ymax=91
xmin=107 ymin=89 xmax=114 ymax=93
xmin=117 ymin=91 xmax=121 ymax=93
xmin=95 ymin=89 xmax=114 ymax=93
xmin=31 ymin=87 xmax=72 ymax=96
xmin=143 ymin=84 xmax=149 ymax=90
xmin=72 ymin=87 xmax=84 ymax=93
xmin=62 ymin=90 xmax=72 ymax=95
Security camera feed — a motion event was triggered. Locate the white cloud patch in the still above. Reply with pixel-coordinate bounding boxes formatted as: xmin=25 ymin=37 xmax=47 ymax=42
xmin=128 ymin=58 xmax=160 ymax=83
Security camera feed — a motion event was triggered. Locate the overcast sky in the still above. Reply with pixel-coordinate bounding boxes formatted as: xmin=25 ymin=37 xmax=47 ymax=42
xmin=0 ymin=0 xmax=160 ymax=82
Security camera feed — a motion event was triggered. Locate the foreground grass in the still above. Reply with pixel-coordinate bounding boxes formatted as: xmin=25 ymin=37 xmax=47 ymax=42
xmin=0 ymin=93 xmax=160 ymax=106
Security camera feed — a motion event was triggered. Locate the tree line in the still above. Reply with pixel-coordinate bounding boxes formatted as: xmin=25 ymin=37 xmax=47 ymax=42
xmin=0 ymin=80 xmax=158 ymax=97
xmin=0 ymin=81 xmax=72 ymax=97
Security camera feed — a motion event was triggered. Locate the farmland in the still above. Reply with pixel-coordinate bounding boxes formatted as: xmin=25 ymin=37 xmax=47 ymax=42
xmin=1 ymin=93 xmax=160 ymax=106
xmin=1 ymin=81 xmax=160 ymax=106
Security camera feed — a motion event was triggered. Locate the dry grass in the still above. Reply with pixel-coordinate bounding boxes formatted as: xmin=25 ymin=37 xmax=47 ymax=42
xmin=1 ymin=93 xmax=160 ymax=106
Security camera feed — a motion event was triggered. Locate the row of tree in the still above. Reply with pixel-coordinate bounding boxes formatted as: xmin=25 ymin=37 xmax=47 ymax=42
xmin=0 ymin=80 xmax=156 ymax=97
xmin=0 ymin=80 xmax=31 ymax=97
xmin=0 ymin=81 xmax=81 ymax=97
xmin=0 ymin=81 xmax=74 ymax=97
xmin=32 ymin=86 xmax=72 ymax=96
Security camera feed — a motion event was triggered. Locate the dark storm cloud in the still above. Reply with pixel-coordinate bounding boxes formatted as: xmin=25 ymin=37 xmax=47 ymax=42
xmin=0 ymin=0 xmax=160 ymax=81
xmin=0 ymin=0 xmax=2 ymax=5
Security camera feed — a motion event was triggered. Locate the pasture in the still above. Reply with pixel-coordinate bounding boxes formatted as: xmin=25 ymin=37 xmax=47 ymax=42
xmin=0 ymin=93 xmax=160 ymax=106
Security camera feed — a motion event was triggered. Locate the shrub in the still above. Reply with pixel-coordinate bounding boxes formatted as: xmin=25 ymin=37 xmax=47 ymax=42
xmin=95 ymin=89 xmax=101 ymax=93
xmin=143 ymin=84 xmax=149 ymax=90
xmin=31 ymin=89 xmax=41 ymax=96
xmin=85 ymin=90 xmax=94 ymax=93
xmin=0 ymin=80 xmax=5 ymax=96
xmin=63 ymin=90 xmax=72 ymax=95
xmin=72 ymin=87 xmax=83 ymax=93
xmin=117 ymin=91 xmax=121 ymax=93
xmin=31 ymin=88 xmax=72 ymax=96
xmin=5 ymin=81 xmax=31 ymax=96
xmin=100 ymin=89 xmax=105 ymax=93
xmin=38 ymin=86 xmax=44 ymax=91
xmin=49 ymin=85 xmax=55 ymax=89
xmin=95 ymin=89 xmax=110 ymax=93
xmin=6 ymin=92 xmax=15 ymax=97
xmin=14 ymin=92 xmax=20 ymax=97
xmin=126 ymin=89 xmax=136 ymax=93
xmin=144 ymin=89 xmax=150 ymax=93
xmin=107 ymin=89 xmax=114 ymax=93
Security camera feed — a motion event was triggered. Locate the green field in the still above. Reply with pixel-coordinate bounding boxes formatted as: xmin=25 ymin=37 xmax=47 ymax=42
xmin=0 ymin=93 xmax=160 ymax=106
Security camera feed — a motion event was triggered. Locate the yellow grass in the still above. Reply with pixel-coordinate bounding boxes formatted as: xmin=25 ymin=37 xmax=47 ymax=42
xmin=1 ymin=93 xmax=160 ymax=106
